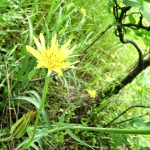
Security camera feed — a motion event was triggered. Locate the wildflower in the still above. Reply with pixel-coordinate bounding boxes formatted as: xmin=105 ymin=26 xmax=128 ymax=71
xmin=26 ymin=33 xmax=77 ymax=76
xmin=80 ymin=7 xmax=86 ymax=13
xmin=88 ymin=90 xmax=97 ymax=98
xmin=96 ymin=81 xmax=100 ymax=85
xmin=136 ymin=86 xmax=142 ymax=91
xmin=101 ymin=59 xmax=106 ymax=62
xmin=111 ymin=54 xmax=116 ymax=58
xmin=10 ymin=111 xmax=36 ymax=139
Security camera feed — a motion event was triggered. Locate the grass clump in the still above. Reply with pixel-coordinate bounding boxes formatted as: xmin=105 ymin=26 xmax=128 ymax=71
xmin=1 ymin=0 xmax=150 ymax=149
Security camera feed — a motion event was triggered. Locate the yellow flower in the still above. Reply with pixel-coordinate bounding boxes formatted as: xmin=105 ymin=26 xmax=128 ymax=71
xmin=80 ymin=7 xmax=86 ymax=13
xmin=96 ymin=81 xmax=99 ymax=85
xmin=136 ymin=86 xmax=142 ymax=91
xmin=111 ymin=54 xmax=116 ymax=58
xmin=26 ymin=33 xmax=77 ymax=76
xmin=87 ymin=90 xmax=97 ymax=98
xmin=101 ymin=59 xmax=106 ymax=62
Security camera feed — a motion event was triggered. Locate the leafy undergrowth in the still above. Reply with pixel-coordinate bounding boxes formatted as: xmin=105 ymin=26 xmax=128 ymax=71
xmin=0 ymin=0 xmax=150 ymax=149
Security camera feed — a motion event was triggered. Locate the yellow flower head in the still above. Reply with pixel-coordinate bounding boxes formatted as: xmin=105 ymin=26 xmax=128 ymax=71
xmin=26 ymin=33 xmax=77 ymax=76
xmin=80 ymin=7 xmax=86 ymax=13
xmin=101 ymin=59 xmax=106 ymax=62
xmin=87 ymin=90 xmax=97 ymax=98
xmin=111 ymin=54 xmax=116 ymax=58
xmin=136 ymin=86 xmax=142 ymax=91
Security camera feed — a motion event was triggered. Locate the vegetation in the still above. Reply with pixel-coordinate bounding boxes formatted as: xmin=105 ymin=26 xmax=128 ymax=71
xmin=1 ymin=0 xmax=150 ymax=149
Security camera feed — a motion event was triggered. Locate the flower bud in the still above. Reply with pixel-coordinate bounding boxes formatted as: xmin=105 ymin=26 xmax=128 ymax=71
xmin=10 ymin=111 xmax=36 ymax=139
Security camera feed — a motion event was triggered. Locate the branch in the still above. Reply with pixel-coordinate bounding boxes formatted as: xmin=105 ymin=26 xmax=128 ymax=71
xmin=121 ymin=23 xmax=150 ymax=31
xmin=110 ymin=113 xmax=147 ymax=126
xmin=114 ymin=3 xmax=143 ymax=67
xmin=104 ymin=105 xmax=150 ymax=127
xmin=94 ymin=0 xmax=150 ymax=103
xmin=97 ymin=56 xmax=150 ymax=100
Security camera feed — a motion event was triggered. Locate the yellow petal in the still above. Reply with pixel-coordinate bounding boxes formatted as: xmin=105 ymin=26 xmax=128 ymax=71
xmin=58 ymin=45 xmax=76 ymax=62
xmin=47 ymin=70 xmax=52 ymax=76
xmin=80 ymin=7 xmax=86 ymax=13
xmin=36 ymin=61 xmax=45 ymax=68
xmin=26 ymin=45 xmax=42 ymax=60
xmin=40 ymin=33 xmax=46 ymax=49
xmin=50 ymin=34 xmax=59 ymax=55
xmin=69 ymin=44 xmax=76 ymax=52
xmin=59 ymin=39 xmax=71 ymax=53
xmin=51 ymin=34 xmax=57 ymax=48
xmin=53 ymin=70 xmax=63 ymax=76
xmin=87 ymin=90 xmax=96 ymax=98
xmin=33 ymin=36 xmax=42 ymax=51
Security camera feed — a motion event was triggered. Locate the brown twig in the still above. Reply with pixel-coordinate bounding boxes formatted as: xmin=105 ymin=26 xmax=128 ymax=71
xmin=104 ymin=105 xmax=150 ymax=127
xmin=110 ymin=113 xmax=147 ymax=126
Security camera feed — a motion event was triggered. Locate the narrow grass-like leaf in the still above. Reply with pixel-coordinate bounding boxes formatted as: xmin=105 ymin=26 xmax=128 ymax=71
xmin=28 ymin=69 xmax=36 ymax=80
xmin=16 ymin=128 xmax=48 ymax=150
xmin=62 ymin=77 xmax=70 ymax=103
xmin=22 ymin=9 xmax=33 ymax=46
xmin=66 ymin=129 xmax=94 ymax=150
xmin=30 ymin=143 xmax=39 ymax=150
xmin=57 ymin=104 xmax=74 ymax=127
xmin=22 ymin=90 xmax=41 ymax=102
xmin=14 ymin=96 xmax=52 ymax=129
xmin=11 ymin=43 xmax=28 ymax=91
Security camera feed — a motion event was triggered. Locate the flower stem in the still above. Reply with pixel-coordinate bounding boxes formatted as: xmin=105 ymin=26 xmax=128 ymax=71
xmin=0 ymin=135 xmax=14 ymax=142
xmin=23 ymin=75 xmax=50 ymax=149
xmin=46 ymin=125 xmax=150 ymax=135
xmin=73 ymin=126 xmax=150 ymax=134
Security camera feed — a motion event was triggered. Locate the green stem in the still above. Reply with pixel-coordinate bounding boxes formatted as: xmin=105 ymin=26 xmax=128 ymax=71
xmin=0 ymin=135 xmax=14 ymax=142
xmin=46 ymin=126 xmax=150 ymax=135
xmin=73 ymin=126 xmax=150 ymax=134
xmin=23 ymin=75 xmax=50 ymax=149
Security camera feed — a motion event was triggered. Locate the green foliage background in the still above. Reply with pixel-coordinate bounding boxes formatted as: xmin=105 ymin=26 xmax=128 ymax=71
xmin=1 ymin=0 xmax=150 ymax=149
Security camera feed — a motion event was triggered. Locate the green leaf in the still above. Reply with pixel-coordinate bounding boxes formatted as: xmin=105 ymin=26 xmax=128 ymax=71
xmin=66 ymin=129 xmax=94 ymax=150
xmin=67 ymin=2 xmax=74 ymax=10
xmin=133 ymin=121 xmax=146 ymax=128
xmin=0 ymin=30 xmax=7 ymax=35
xmin=0 ymin=17 xmax=5 ymax=23
xmin=133 ymin=29 xmax=143 ymax=37
xmin=140 ymin=146 xmax=150 ymax=150
xmin=14 ymin=96 xmax=52 ymax=129
xmin=22 ymin=90 xmax=41 ymax=102
xmin=11 ymin=43 xmax=29 ymax=91
xmin=28 ymin=69 xmax=36 ymax=80
xmin=129 ymin=14 xmax=136 ymax=24
xmin=57 ymin=104 xmax=74 ymax=127
xmin=144 ymin=0 xmax=150 ymax=3
xmin=140 ymin=5 xmax=150 ymax=22
xmin=113 ymin=22 xmax=121 ymax=26
xmin=16 ymin=128 xmax=48 ymax=150
xmin=113 ymin=134 xmax=122 ymax=147
xmin=139 ymin=137 xmax=147 ymax=145
xmin=121 ymin=135 xmax=128 ymax=144
xmin=21 ymin=9 xmax=33 ymax=46
xmin=123 ymin=0 xmax=142 ymax=7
